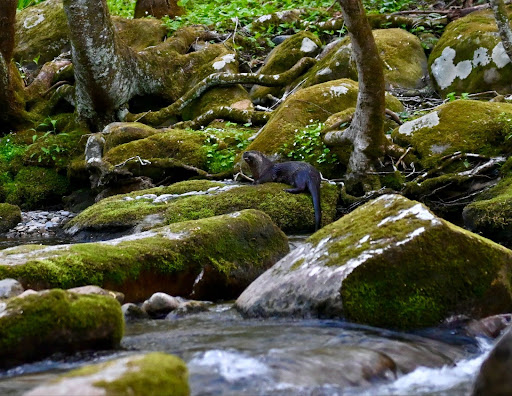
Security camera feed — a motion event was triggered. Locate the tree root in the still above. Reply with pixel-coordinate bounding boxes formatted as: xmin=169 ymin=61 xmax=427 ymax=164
xmin=172 ymin=106 xmax=271 ymax=130
xmin=124 ymin=57 xmax=316 ymax=126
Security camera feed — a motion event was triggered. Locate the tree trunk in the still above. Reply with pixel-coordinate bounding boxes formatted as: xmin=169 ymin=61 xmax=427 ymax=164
xmin=0 ymin=0 xmax=33 ymax=131
xmin=489 ymin=0 xmax=512 ymax=62
xmin=325 ymin=0 xmax=386 ymax=190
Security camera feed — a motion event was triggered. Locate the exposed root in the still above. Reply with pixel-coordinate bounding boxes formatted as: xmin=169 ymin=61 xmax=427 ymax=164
xmin=172 ymin=106 xmax=271 ymax=130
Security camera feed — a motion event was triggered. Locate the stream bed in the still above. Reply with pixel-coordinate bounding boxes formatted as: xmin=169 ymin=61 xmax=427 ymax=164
xmin=0 ymin=304 xmax=491 ymax=395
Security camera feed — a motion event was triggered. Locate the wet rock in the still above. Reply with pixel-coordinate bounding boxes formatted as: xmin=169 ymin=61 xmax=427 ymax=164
xmin=66 ymin=179 xmax=339 ymax=236
xmin=236 ymin=194 xmax=512 ymax=330
xmin=142 ymin=292 xmax=183 ymax=317
xmin=465 ymin=314 xmax=512 ymax=338
xmin=0 ymin=289 xmax=123 ymax=369
xmin=472 ymin=325 xmax=512 ymax=396
xmin=0 ymin=278 xmax=24 ymax=299
xmin=0 ymin=210 xmax=289 ymax=303
xmin=4 ymin=209 xmax=76 ymax=239
xmin=68 ymin=285 xmax=124 ymax=304
xmin=168 ymin=300 xmax=212 ymax=317
xmin=24 ymin=352 xmax=189 ymax=396
xmin=122 ymin=303 xmax=150 ymax=321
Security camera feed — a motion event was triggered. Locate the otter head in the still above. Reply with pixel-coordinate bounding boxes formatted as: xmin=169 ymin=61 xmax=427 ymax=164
xmin=242 ymin=150 xmax=270 ymax=179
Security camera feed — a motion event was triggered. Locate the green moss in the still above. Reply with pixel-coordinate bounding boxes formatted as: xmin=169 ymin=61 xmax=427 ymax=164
xmin=0 ymin=290 xmax=123 ymax=366
xmin=163 ymin=182 xmax=339 ymax=233
xmin=428 ymin=8 xmax=512 ymax=95
xmin=103 ymin=122 xmax=159 ymax=152
xmin=0 ymin=203 xmax=21 ymax=233
xmin=392 ymin=100 xmax=512 ymax=168
xmin=310 ymin=195 xmax=512 ymax=329
xmin=104 ymin=129 xmax=208 ymax=168
xmin=66 ymin=180 xmax=224 ymax=231
xmin=5 ymin=166 xmax=69 ymax=209
xmin=61 ymin=353 xmax=189 ymax=396
xmin=0 ymin=210 xmax=289 ymax=302
xmin=246 ymin=79 xmax=402 ymax=177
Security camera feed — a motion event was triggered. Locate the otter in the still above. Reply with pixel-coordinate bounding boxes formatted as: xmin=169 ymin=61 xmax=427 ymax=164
xmin=242 ymin=150 xmax=322 ymax=231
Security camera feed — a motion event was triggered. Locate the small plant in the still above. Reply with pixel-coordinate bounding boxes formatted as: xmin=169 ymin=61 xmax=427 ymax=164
xmin=281 ymin=122 xmax=338 ymax=165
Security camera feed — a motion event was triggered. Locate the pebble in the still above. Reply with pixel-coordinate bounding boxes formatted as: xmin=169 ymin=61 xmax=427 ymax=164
xmin=4 ymin=210 xmax=76 ymax=239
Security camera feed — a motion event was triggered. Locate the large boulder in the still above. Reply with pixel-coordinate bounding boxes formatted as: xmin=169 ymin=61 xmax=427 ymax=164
xmin=0 ymin=289 xmax=123 ymax=368
xmin=236 ymin=194 xmax=512 ymax=329
xmin=250 ymin=31 xmax=322 ymax=103
xmin=66 ymin=180 xmax=339 ymax=235
xmin=391 ymin=100 xmax=512 ymax=168
xmin=472 ymin=325 xmax=512 ymax=396
xmin=463 ymin=174 xmax=512 ymax=246
xmin=0 ymin=210 xmax=289 ymax=302
xmin=429 ymin=8 xmax=512 ymax=96
xmin=245 ymin=79 xmax=402 ymax=177
xmin=25 ymin=352 xmax=189 ymax=396
xmin=297 ymin=28 xmax=429 ymax=91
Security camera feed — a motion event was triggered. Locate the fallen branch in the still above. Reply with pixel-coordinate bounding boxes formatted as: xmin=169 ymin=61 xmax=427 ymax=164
xmin=172 ymin=106 xmax=271 ymax=130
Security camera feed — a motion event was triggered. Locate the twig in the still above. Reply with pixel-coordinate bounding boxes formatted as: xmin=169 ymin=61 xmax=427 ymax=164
xmin=114 ymin=156 xmax=151 ymax=168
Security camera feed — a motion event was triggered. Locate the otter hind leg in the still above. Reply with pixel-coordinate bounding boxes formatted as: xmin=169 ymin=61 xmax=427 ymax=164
xmin=284 ymin=175 xmax=307 ymax=193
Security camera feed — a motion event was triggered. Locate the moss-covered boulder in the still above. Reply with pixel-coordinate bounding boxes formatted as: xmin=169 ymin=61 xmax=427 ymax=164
xmin=0 ymin=203 xmax=21 ymax=233
xmin=296 ymin=28 xmax=428 ymax=91
xmin=463 ymin=175 xmax=512 ymax=246
xmin=429 ymin=8 xmax=512 ymax=96
xmin=0 ymin=289 xmax=123 ymax=368
xmin=245 ymin=79 xmax=403 ymax=176
xmin=236 ymin=194 xmax=512 ymax=330
xmin=391 ymin=100 xmax=512 ymax=168
xmin=0 ymin=210 xmax=289 ymax=302
xmin=250 ymin=31 xmax=322 ymax=104
xmin=3 ymin=167 xmax=69 ymax=209
xmin=66 ymin=180 xmax=339 ymax=235
xmin=15 ymin=0 xmax=167 ymax=66
xmin=25 ymin=352 xmax=189 ymax=396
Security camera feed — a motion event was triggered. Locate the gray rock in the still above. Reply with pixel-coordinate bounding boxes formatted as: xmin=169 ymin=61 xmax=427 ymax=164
xmin=68 ymin=285 xmax=124 ymax=304
xmin=122 ymin=303 xmax=150 ymax=321
xmin=142 ymin=292 xmax=183 ymax=317
xmin=0 ymin=279 xmax=24 ymax=299
xmin=472 ymin=325 xmax=512 ymax=396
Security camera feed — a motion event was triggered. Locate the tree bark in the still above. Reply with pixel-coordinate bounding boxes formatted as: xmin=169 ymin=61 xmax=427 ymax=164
xmin=0 ymin=0 xmax=33 ymax=131
xmin=325 ymin=0 xmax=386 ymax=188
xmin=489 ymin=0 xmax=512 ymax=63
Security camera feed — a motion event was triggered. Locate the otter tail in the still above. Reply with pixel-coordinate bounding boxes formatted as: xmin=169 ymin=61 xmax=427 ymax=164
xmin=307 ymin=178 xmax=322 ymax=231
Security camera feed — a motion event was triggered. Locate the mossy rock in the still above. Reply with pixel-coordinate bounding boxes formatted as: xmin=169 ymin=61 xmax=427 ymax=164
xmin=236 ymin=194 xmax=512 ymax=330
xmin=250 ymin=31 xmax=322 ymax=104
xmin=245 ymin=79 xmax=403 ymax=176
xmin=66 ymin=180 xmax=339 ymax=235
xmin=429 ymin=8 xmax=512 ymax=96
xmin=296 ymin=29 xmax=429 ymax=91
xmin=0 ymin=289 xmax=123 ymax=369
xmin=4 ymin=167 xmax=69 ymax=209
xmin=65 ymin=180 xmax=224 ymax=234
xmin=0 ymin=203 xmax=21 ymax=233
xmin=103 ymin=122 xmax=160 ymax=152
xmin=463 ymin=175 xmax=512 ymax=246
xmin=25 ymin=352 xmax=189 ymax=396
xmin=0 ymin=209 xmax=289 ymax=302
xmin=15 ymin=0 xmax=168 ymax=66
xmin=391 ymin=100 xmax=512 ymax=168
xmin=103 ymin=129 xmax=207 ymax=171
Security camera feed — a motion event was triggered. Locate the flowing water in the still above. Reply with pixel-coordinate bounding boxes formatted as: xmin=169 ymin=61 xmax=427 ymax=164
xmin=0 ymin=236 xmax=496 ymax=395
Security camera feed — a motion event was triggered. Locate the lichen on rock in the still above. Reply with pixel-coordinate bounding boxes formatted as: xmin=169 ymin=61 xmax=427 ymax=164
xmin=236 ymin=194 xmax=512 ymax=329
xmin=428 ymin=7 xmax=512 ymax=96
